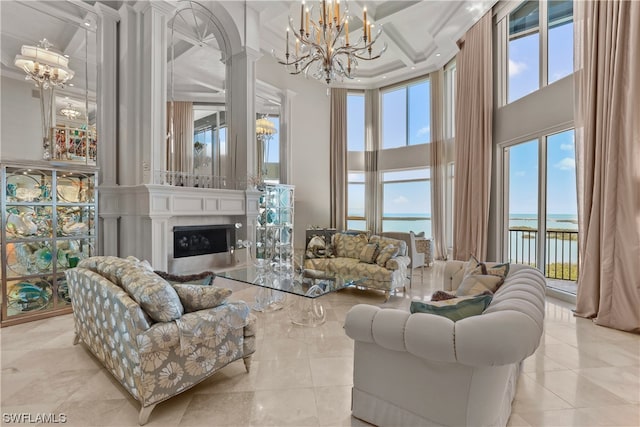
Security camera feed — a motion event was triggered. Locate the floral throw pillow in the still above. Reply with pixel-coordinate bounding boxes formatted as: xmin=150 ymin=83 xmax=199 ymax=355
xmin=172 ymin=284 xmax=232 ymax=313
xmin=456 ymin=255 xmax=510 ymax=296
xmin=359 ymin=242 xmax=380 ymax=264
xmin=376 ymin=244 xmax=399 ymax=267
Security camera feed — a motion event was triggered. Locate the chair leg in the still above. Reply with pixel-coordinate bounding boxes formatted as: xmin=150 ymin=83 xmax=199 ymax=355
xmin=384 ymin=291 xmax=390 ymax=302
xmin=421 ymin=265 xmax=424 ymax=283
xmin=138 ymin=404 xmax=156 ymax=425
xmin=73 ymin=333 xmax=80 ymax=345
xmin=243 ymin=355 xmax=253 ymax=373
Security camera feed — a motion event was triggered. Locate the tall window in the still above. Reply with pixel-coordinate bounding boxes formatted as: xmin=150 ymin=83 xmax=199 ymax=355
xmin=347 ymin=93 xmax=365 ymax=151
xmin=381 ymin=80 xmax=430 ymax=149
xmin=444 ymin=60 xmax=457 ymax=139
xmin=507 ymin=0 xmax=573 ymax=103
xmin=347 ymin=172 xmax=366 ymax=230
xmin=193 ymin=110 xmax=226 ymax=176
xmin=381 ymin=168 xmax=431 ymax=236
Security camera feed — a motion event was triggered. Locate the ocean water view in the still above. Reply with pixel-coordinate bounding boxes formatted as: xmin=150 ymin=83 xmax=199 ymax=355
xmin=362 ymin=213 xmax=580 ymax=267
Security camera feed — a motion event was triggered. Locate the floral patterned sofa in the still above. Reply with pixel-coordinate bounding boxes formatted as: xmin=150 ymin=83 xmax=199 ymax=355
xmin=304 ymin=232 xmax=410 ymax=300
xmin=65 ymin=256 xmax=256 ymax=425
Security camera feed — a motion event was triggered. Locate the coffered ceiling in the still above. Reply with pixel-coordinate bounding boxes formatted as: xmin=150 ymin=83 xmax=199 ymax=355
xmin=0 ymin=0 xmax=497 ymax=100
xmin=252 ymin=0 xmax=497 ymax=88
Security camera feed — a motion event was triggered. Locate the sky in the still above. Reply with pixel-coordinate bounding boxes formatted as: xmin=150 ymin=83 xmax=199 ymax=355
xmin=346 ymin=15 xmax=576 ymax=224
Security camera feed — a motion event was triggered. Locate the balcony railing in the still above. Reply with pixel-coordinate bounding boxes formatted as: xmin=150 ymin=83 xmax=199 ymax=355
xmin=508 ymin=228 xmax=579 ymax=281
xmin=153 ymin=170 xmax=247 ymax=190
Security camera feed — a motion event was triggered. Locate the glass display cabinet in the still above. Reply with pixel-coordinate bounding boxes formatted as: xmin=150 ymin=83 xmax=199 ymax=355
xmin=1 ymin=163 xmax=98 ymax=326
xmin=255 ymin=184 xmax=294 ymax=268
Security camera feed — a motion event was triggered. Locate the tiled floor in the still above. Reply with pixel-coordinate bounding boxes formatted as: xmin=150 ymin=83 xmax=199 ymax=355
xmin=1 ymin=263 xmax=639 ymax=426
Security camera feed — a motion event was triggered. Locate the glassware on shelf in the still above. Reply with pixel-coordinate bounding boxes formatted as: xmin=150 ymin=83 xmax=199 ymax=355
xmin=7 ymin=278 xmax=53 ymax=314
xmin=5 ymin=206 xmax=53 ymax=239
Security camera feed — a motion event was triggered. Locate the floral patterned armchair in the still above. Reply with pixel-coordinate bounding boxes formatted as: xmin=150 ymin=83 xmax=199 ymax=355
xmin=65 ymin=256 xmax=256 ymax=425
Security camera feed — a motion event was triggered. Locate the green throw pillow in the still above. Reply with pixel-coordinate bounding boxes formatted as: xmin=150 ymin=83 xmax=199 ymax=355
xmin=410 ymin=294 xmax=493 ymax=321
xmin=172 ymin=285 xmax=232 ymax=313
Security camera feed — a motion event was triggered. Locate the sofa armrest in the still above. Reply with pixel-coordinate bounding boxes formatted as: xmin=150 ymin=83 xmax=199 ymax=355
xmin=386 ymin=255 xmax=410 ymax=271
xmin=344 ymin=304 xmax=456 ymax=363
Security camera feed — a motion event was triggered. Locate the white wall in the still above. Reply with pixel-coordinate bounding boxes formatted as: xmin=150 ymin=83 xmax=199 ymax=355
xmin=0 ymin=76 xmax=44 ymax=162
xmin=256 ymin=55 xmax=331 ymax=249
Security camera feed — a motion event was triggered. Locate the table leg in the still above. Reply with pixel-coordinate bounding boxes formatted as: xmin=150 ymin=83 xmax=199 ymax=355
xmin=287 ymin=296 xmax=326 ymax=326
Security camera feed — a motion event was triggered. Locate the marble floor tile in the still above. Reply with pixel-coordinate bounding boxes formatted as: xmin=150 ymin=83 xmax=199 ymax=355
xmin=574 ymin=366 xmax=640 ymax=404
xmin=309 ymin=357 xmax=353 ymax=387
xmin=1 ymin=263 xmax=638 ymax=426
xmin=249 ymin=388 xmax=319 ymax=426
xmin=524 ymin=370 xmax=628 ymax=408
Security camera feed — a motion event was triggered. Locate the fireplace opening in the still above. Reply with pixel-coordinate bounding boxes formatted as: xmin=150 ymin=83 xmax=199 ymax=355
xmin=173 ymin=224 xmax=236 ymax=258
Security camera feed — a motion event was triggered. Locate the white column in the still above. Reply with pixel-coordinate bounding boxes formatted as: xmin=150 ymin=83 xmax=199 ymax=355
xmin=279 ymin=89 xmax=296 ymax=184
xmin=225 ymin=47 xmax=262 ymax=188
xmin=95 ymin=3 xmax=120 ymax=256
xmin=134 ymin=1 xmax=175 ymax=185
xmin=117 ymin=3 xmax=141 ymax=186
xmin=95 ymin=3 xmax=119 ymax=187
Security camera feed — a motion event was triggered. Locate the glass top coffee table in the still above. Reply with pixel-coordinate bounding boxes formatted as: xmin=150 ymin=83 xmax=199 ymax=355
xmin=220 ymin=265 xmax=363 ymax=326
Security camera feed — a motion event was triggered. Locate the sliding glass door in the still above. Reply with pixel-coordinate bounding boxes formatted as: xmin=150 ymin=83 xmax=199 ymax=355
xmin=503 ymin=129 xmax=578 ymax=293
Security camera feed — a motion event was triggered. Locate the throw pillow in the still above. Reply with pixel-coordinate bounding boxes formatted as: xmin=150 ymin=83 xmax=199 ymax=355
xmin=333 ymin=233 xmax=369 ymax=258
xmin=376 ymin=244 xmax=399 ymax=267
xmin=306 ymin=236 xmax=327 ymax=258
xmin=410 ymin=294 xmax=493 ymax=321
xmin=172 ymin=284 xmax=232 ymax=313
xmin=154 ymin=270 xmax=216 ymax=286
xmin=359 ymin=242 xmax=379 ymax=264
xmin=456 ymin=255 xmax=510 ymax=296
xmin=431 ymin=290 xmax=457 ymax=301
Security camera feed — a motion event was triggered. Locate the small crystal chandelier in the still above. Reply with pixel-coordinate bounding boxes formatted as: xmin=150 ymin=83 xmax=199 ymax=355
xmin=60 ymin=103 xmax=81 ymax=120
xmin=273 ymin=0 xmax=387 ymax=85
xmin=14 ymin=38 xmax=74 ymax=159
xmin=256 ymin=117 xmax=277 ymax=179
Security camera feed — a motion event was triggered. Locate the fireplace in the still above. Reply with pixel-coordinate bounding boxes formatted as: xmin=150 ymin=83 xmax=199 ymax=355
xmin=173 ymin=224 xmax=236 ymax=258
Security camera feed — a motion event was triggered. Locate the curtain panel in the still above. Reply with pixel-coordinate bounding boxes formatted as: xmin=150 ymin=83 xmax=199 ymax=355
xmin=330 ymin=88 xmax=348 ymax=230
xmin=573 ymin=0 xmax=640 ymax=332
xmin=430 ymin=69 xmax=447 ymax=260
xmin=452 ymin=13 xmax=493 ymax=261
xmin=166 ymin=101 xmax=194 ymax=173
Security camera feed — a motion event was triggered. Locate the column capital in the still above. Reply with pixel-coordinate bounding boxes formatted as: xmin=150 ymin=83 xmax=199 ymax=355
xmin=134 ymin=0 xmax=176 ymax=16
xmin=94 ymin=2 xmax=121 ymax=21
xmin=223 ymin=46 xmax=263 ymax=65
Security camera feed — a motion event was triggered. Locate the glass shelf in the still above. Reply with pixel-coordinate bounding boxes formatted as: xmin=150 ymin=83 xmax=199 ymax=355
xmin=1 ymin=164 xmax=97 ymax=324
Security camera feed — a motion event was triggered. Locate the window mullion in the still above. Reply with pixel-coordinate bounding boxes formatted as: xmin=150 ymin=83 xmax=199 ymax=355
xmin=405 ymin=87 xmax=410 ymax=146
xmin=540 ymin=0 xmax=549 ymax=88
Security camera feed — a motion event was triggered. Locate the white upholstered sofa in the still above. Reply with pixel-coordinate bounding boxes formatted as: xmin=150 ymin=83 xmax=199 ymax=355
xmin=344 ymin=261 xmax=546 ymax=426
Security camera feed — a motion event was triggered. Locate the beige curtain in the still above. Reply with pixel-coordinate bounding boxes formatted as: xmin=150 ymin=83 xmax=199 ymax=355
xmin=365 ymin=88 xmax=380 ymax=234
xmin=166 ymin=101 xmax=194 ymax=172
xmin=452 ymin=13 xmax=493 ymax=261
xmin=573 ymin=1 xmax=640 ymax=332
xmin=430 ymin=69 xmax=447 ymax=260
xmin=330 ymin=88 xmax=347 ymax=230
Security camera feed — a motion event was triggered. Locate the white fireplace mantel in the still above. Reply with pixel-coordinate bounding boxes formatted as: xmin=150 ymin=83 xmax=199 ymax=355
xmin=100 ymin=184 xmax=260 ymax=271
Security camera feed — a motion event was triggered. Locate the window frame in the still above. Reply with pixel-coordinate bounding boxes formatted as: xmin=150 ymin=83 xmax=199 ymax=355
xmin=380 ymin=167 xmax=432 ymax=236
xmin=380 ymin=78 xmax=431 ymax=149
xmin=498 ymin=0 xmax=573 ymax=106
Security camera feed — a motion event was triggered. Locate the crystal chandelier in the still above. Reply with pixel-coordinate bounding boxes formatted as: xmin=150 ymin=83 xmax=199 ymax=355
xmin=256 ymin=117 xmax=277 ymax=179
xmin=14 ymin=39 xmax=74 ymax=159
xmin=273 ymin=0 xmax=387 ymax=85
xmin=60 ymin=103 xmax=81 ymax=120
